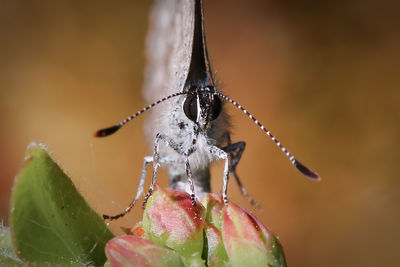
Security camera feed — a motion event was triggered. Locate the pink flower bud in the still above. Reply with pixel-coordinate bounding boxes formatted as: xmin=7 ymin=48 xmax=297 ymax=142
xmin=105 ymin=235 xmax=184 ymax=267
xmin=105 ymin=184 xmax=286 ymax=267
xmin=142 ymin=184 xmax=206 ymax=266
xmin=222 ymin=202 xmax=286 ymax=267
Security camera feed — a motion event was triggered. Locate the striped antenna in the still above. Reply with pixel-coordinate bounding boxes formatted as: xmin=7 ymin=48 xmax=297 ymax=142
xmin=215 ymin=92 xmax=320 ymax=180
xmin=94 ymin=91 xmax=188 ymax=137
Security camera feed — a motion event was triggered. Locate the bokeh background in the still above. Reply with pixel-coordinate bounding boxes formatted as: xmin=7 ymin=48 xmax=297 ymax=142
xmin=1 ymin=1 xmax=399 ymax=266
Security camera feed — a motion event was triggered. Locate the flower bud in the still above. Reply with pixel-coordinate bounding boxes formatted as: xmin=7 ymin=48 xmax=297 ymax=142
xmin=222 ymin=202 xmax=286 ymax=267
xmin=105 ymin=235 xmax=184 ymax=267
xmin=105 ymin=184 xmax=286 ymax=267
xmin=142 ymin=184 xmax=206 ymax=266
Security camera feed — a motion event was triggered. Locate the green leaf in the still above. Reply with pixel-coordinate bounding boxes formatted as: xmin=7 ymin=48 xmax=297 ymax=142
xmin=10 ymin=143 xmax=114 ymax=266
xmin=0 ymin=223 xmax=27 ymax=266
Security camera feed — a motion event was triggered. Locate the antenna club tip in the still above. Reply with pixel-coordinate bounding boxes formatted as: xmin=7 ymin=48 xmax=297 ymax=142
xmin=93 ymin=130 xmax=102 ymax=138
xmin=293 ymin=160 xmax=321 ymax=181
xmin=309 ymin=173 xmax=321 ymax=181
xmin=93 ymin=125 xmax=121 ymax=138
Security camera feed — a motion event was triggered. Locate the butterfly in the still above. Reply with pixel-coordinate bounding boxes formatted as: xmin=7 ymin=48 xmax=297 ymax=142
xmin=95 ymin=0 xmax=319 ymax=220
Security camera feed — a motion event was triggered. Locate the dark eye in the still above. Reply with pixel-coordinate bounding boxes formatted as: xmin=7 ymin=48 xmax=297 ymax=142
xmin=209 ymin=95 xmax=222 ymax=121
xmin=183 ymin=94 xmax=198 ymax=122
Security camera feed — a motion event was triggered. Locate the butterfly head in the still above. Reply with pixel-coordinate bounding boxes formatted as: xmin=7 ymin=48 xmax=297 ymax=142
xmin=183 ymin=86 xmax=222 ymax=130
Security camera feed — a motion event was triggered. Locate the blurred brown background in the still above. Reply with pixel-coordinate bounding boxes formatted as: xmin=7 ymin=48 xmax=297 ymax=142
xmin=1 ymin=0 xmax=399 ymax=266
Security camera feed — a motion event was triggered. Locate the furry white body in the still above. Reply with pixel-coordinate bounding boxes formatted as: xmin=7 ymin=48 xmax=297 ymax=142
xmin=148 ymin=94 xmax=229 ymax=197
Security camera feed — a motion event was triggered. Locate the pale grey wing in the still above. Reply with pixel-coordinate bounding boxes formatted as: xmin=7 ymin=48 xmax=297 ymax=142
xmin=142 ymin=0 xmax=195 ymax=145
xmin=142 ymin=0 xmax=194 ymax=103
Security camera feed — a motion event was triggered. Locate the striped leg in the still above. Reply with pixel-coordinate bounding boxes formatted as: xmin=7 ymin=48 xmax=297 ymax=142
xmin=143 ymin=133 xmax=198 ymax=206
xmin=209 ymin=145 xmax=230 ymax=204
xmin=103 ymin=156 xmax=177 ymax=220
xmin=184 ymin=147 xmax=197 ymax=205
xmin=222 ymin=140 xmax=262 ymax=209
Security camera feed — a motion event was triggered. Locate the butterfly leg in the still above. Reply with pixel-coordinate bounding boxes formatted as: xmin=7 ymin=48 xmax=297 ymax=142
xmin=222 ymin=136 xmax=262 ymax=209
xmin=103 ymin=156 xmax=153 ymax=220
xmin=183 ymin=147 xmax=197 ymax=205
xmin=143 ymin=133 xmax=194 ymax=206
xmin=209 ymin=145 xmax=230 ymax=204
xmin=103 ymin=155 xmax=178 ymax=220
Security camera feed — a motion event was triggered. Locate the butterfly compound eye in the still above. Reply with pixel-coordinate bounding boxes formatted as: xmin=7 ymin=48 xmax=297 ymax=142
xmin=183 ymin=94 xmax=198 ymax=122
xmin=209 ymin=95 xmax=222 ymax=121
